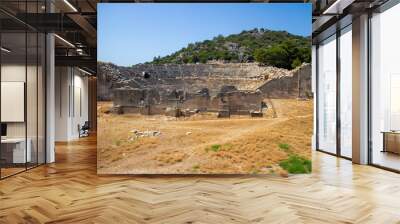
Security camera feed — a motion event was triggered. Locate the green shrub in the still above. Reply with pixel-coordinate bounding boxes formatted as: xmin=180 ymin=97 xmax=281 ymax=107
xmin=211 ymin=144 xmax=221 ymax=152
xmin=147 ymin=29 xmax=310 ymax=69
xmin=291 ymin=58 xmax=302 ymax=69
xmin=204 ymin=143 xmax=234 ymax=153
xmin=278 ymin=143 xmax=291 ymax=153
xmin=279 ymin=155 xmax=311 ymax=174
xmin=278 ymin=143 xmax=289 ymax=150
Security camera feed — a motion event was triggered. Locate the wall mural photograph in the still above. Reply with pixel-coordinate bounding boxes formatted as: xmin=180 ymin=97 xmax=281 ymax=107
xmin=97 ymin=3 xmax=313 ymax=175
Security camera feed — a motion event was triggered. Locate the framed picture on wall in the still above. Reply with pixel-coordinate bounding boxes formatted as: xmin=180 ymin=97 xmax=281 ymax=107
xmin=97 ymin=3 xmax=313 ymax=175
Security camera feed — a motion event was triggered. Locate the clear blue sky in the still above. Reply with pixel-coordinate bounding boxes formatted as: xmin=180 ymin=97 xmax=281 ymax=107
xmin=98 ymin=3 xmax=311 ymax=66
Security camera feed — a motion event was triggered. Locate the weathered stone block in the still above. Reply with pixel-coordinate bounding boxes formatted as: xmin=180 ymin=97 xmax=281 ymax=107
xmin=165 ymin=107 xmax=183 ymax=117
xmin=250 ymin=111 xmax=263 ymax=117
xmin=217 ymin=110 xmax=230 ymax=118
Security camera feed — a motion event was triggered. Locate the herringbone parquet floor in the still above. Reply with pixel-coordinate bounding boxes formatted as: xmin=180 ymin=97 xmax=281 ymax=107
xmin=1 ymin=136 xmax=400 ymax=224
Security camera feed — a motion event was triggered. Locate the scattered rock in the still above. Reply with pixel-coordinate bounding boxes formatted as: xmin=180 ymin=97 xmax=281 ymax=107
xmin=112 ymin=105 xmax=123 ymax=114
xmin=250 ymin=110 xmax=263 ymax=117
xmin=129 ymin=129 xmax=161 ymax=139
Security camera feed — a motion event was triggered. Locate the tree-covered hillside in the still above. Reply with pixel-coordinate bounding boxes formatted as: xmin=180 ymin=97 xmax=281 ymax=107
xmin=148 ymin=28 xmax=311 ymax=70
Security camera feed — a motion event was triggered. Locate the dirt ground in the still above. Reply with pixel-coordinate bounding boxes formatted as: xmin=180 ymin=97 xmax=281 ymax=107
xmin=97 ymin=99 xmax=313 ymax=175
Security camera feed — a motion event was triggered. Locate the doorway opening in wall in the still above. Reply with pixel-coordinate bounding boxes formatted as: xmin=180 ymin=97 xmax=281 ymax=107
xmin=369 ymin=1 xmax=400 ymax=172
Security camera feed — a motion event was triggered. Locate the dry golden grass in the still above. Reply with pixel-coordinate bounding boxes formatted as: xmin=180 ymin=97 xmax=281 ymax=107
xmin=97 ymin=99 xmax=313 ymax=175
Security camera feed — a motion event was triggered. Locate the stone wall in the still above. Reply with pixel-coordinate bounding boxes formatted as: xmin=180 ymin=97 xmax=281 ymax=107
xmin=97 ymin=62 xmax=312 ymax=116
xmin=257 ymin=64 xmax=312 ymax=99
xmin=112 ymin=87 xmax=263 ymax=116
xmin=113 ymin=88 xmax=161 ymax=106
xmin=97 ymin=62 xmax=293 ymax=100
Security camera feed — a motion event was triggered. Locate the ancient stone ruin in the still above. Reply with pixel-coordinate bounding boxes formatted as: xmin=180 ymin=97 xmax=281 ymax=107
xmin=97 ymin=62 xmax=312 ymax=117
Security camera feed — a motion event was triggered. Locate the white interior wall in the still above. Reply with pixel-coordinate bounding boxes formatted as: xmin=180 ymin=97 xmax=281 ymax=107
xmin=55 ymin=67 xmax=89 ymax=141
xmin=71 ymin=73 xmax=89 ymax=138
xmin=55 ymin=66 xmax=70 ymax=141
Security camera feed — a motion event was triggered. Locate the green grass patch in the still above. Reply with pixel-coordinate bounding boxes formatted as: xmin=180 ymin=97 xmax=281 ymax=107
xmin=279 ymin=155 xmax=311 ymax=174
xmin=278 ymin=143 xmax=292 ymax=153
xmin=278 ymin=143 xmax=290 ymax=150
xmin=205 ymin=144 xmax=222 ymax=152
xmin=114 ymin=140 xmax=122 ymax=146
xmin=192 ymin=165 xmax=200 ymax=170
xmin=224 ymin=143 xmax=233 ymax=150
xmin=211 ymin=144 xmax=221 ymax=152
